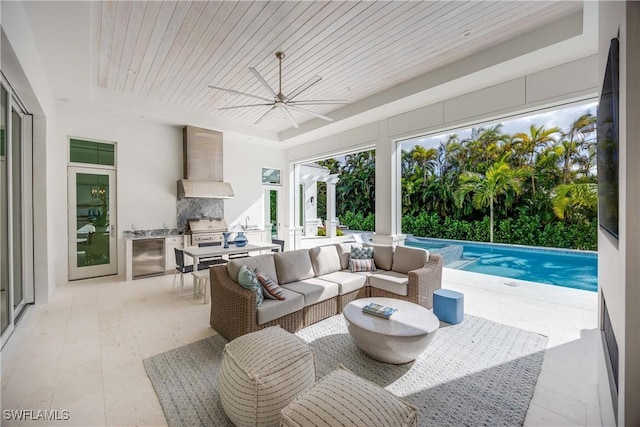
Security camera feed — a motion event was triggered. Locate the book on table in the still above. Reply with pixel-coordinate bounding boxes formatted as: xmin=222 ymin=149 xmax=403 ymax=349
xmin=362 ymin=302 xmax=397 ymax=319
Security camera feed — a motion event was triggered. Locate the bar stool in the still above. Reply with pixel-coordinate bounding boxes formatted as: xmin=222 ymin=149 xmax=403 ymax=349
xmin=192 ymin=269 xmax=210 ymax=304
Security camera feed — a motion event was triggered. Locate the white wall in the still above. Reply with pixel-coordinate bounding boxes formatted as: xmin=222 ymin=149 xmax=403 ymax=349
xmin=55 ymin=106 xmax=182 ymax=283
xmin=55 ymin=107 xmax=285 ymax=284
xmin=597 ymin=2 xmax=640 ymax=425
xmin=223 ymin=135 xmax=286 ymax=231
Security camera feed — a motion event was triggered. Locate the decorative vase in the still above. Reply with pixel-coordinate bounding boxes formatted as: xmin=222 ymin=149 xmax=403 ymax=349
xmin=234 ymin=232 xmax=248 ymax=248
xmin=222 ymin=232 xmax=231 ymax=249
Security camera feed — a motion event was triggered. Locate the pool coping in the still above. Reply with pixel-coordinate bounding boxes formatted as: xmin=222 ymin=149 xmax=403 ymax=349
xmin=405 ymin=235 xmax=597 ymax=257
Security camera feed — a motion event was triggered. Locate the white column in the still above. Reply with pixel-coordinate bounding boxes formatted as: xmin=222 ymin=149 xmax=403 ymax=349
xmin=327 ymin=178 xmax=337 ymax=238
xmin=374 ymin=120 xmax=404 ymax=246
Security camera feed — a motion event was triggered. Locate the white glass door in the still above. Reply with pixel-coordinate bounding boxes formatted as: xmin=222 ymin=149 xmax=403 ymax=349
xmin=68 ymin=167 xmax=117 ymax=280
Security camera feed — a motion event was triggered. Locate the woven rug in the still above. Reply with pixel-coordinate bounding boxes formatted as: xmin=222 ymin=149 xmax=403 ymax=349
xmin=144 ymin=315 xmax=547 ymax=427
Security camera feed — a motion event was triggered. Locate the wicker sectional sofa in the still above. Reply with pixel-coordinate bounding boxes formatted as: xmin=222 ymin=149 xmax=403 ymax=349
xmin=209 ymin=243 xmax=443 ymax=341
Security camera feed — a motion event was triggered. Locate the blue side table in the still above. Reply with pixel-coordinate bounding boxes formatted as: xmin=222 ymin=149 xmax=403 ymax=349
xmin=433 ymin=289 xmax=464 ymax=324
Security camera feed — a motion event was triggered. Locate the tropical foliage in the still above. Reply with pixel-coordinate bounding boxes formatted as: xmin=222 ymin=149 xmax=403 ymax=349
xmin=316 ymin=110 xmax=598 ymax=251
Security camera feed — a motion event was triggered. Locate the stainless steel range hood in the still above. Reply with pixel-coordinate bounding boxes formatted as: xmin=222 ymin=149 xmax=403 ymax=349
xmin=177 ymin=125 xmax=235 ymax=199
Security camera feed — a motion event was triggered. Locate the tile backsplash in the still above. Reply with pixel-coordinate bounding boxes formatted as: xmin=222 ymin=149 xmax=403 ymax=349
xmin=177 ymin=198 xmax=224 ymax=230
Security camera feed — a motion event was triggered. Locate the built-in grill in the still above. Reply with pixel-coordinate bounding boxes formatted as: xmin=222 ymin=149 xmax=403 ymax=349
xmin=186 ymin=218 xmax=228 ymax=246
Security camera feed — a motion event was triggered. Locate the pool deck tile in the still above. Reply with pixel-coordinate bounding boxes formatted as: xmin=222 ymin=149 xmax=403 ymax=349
xmin=444 ymin=268 xmax=601 ymax=426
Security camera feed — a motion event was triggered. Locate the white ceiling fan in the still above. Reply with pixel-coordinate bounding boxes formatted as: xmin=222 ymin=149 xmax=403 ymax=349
xmin=208 ymin=52 xmax=347 ymax=128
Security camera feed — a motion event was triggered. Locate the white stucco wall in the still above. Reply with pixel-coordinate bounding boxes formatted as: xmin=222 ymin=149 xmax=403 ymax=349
xmin=55 ymin=106 xmax=285 ymax=284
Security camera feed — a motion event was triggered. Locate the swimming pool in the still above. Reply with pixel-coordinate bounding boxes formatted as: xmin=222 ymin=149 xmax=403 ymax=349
xmin=406 ymin=237 xmax=598 ymax=292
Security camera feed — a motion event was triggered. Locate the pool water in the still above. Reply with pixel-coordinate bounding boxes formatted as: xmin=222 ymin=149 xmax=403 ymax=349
xmin=406 ymin=238 xmax=598 ymax=292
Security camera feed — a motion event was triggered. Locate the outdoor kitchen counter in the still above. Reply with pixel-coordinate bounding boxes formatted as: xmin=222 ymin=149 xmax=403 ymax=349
xmin=122 ymin=228 xmax=183 ymax=239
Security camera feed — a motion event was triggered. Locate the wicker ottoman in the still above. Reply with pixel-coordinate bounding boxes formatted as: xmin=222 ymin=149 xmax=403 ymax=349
xmin=280 ymin=365 xmax=417 ymax=427
xmin=219 ymin=326 xmax=316 ymax=427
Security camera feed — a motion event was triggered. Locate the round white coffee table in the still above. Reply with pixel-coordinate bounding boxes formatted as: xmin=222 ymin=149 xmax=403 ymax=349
xmin=343 ymin=297 xmax=440 ymax=364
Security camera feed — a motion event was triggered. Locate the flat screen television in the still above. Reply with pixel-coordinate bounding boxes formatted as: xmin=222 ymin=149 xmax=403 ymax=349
xmin=597 ymin=37 xmax=620 ymax=240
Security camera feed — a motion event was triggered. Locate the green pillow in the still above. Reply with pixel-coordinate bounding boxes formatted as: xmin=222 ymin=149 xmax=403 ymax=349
xmin=238 ymin=265 xmax=264 ymax=306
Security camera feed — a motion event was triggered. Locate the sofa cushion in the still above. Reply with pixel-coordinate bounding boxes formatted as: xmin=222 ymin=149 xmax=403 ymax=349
xmin=256 ymin=288 xmax=305 ymax=325
xmin=238 ymin=265 xmax=264 ymax=306
xmin=336 ymin=243 xmax=362 ymax=270
xmin=309 ymin=245 xmax=342 ymax=276
xmin=369 ymin=271 xmax=409 ymax=296
xmin=255 ymin=270 xmax=286 ymax=300
xmin=281 ymin=278 xmax=340 ymax=306
xmin=391 ymin=245 xmax=429 ymax=274
xmin=350 ymin=258 xmax=377 ymax=272
xmin=366 ymin=243 xmax=394 ymax=270
xmin=227 ymin=254 xmax=278 ymax=283
xmin=319 ymin=271 xmax=367 ymax=295
xmin=275 ymin=249 xmax=315 ymax=285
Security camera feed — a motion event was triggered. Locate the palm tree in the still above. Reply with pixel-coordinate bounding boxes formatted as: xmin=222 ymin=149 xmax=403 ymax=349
xmin=410 ymin=145 xmax=437 ymax=181
xmin=551 ymin=183 xmax=598 ymax=220
xmin=454 ymin=160 xmax=528 ymax=242
xmin=560 ymin=113 xmax=596 ymax=183
xmin=512 ymin=125 xmax=560 ymax=195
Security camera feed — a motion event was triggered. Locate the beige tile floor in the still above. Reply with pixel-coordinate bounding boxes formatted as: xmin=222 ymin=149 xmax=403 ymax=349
xmin=1 ymin=268 xmax=602 ymax=426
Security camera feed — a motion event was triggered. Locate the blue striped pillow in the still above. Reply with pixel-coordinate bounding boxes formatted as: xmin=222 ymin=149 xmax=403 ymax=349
xmin=350 ymin=258 xmax=377 ymax=272
xmin=255 ymin=270 xmax=286 ymax=300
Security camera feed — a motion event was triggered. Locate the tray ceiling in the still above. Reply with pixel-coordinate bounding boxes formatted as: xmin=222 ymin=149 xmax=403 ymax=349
xmin=92 ymin=1 xmax=581 ymax=133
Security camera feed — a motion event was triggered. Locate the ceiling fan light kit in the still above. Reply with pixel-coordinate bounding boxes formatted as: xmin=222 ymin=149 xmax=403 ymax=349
xmin=209 ymin=51 xmax=347 ymax=128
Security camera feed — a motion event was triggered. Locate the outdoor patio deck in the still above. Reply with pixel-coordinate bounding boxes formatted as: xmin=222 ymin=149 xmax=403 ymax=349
xmin=1 ymin=267 xmax=601 ymax=426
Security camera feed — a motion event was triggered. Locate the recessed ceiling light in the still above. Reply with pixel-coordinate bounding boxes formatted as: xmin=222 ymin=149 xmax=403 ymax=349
xmin=128 ymin=70 xmax=137 ymax=75
xmin=463 ymin=30 xmax=472 ymax=37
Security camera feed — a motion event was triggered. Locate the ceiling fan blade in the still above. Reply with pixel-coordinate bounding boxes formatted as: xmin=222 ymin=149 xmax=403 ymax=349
xmin=249 ymin=68 xmax=277 ymax=97
xmin=208 ymin=85 xmax=273 ymax=102
xmin=218 ymin=103 xmax=273 ymax=110
xmin=289 ymin=100 xmax=348 ymax=105
xmin=287 ymin=75 xmax=322 ymax=100
xmin=279 ymin=106 xmax=299 ymax=128
xmin=285 ymin=105 xmax=333 ymax=122
xmin=255 ymin=106 xmax=276 ymax=125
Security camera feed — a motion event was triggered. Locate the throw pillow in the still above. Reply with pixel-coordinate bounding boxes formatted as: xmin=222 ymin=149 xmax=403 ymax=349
xmin=238 ymin=265 xmax=264 ymax=306
xmin=350 ymin=258 xmax=377 ymax=272
xmin=350 ymin=246 xmax=373 ymax=260
xmin=255 ymin=270 xmax=286 ymax=300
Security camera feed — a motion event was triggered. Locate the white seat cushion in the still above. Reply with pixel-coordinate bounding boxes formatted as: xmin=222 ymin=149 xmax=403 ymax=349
xmin=257 ymin=288 xmax=305 ymax=325
xmin=369 ymin=271 xmax=409 ymax=296
xmin=220 ymin=326 xmax=316 ymax=427
xmin=309 ymin=245 xmax=342 ymax=276
xmin=282 ymin=278 xmax=339 ymax=306
xmin=280 ymin=365 xmax=417 ymax=427
xmin=320 ymin=271 xmax=367 ymax=295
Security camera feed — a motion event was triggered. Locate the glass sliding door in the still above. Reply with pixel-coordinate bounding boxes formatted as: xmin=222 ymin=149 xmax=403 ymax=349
xmin=11 ymin=108 xmax=24 ymax=313
xmin=1 ymin=85 xmax=9 ymax=337
xmin=68 ymin=167 xmax=117 ymax=280
xmin=0 ymin=79 xmax=34 ymax=347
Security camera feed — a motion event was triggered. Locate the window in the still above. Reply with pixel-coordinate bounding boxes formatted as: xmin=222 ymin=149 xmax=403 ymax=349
xmin=262 ymin=168 xmax=281 ymax=185
xmin=70 ymin=138 xmax=115 ymax=166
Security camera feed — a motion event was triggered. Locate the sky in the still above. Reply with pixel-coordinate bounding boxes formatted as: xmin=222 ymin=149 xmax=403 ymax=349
xmin=401 ymin=101 xmax=598 ymax=151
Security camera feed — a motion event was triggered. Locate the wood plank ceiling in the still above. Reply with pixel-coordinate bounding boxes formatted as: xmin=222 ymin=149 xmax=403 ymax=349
xmin=92 ymin=1 xmax=581 ymax=132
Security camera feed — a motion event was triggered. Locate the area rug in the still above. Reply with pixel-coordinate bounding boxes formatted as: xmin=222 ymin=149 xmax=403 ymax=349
xmin=144 ymin=315 xmax=547 ymax=427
